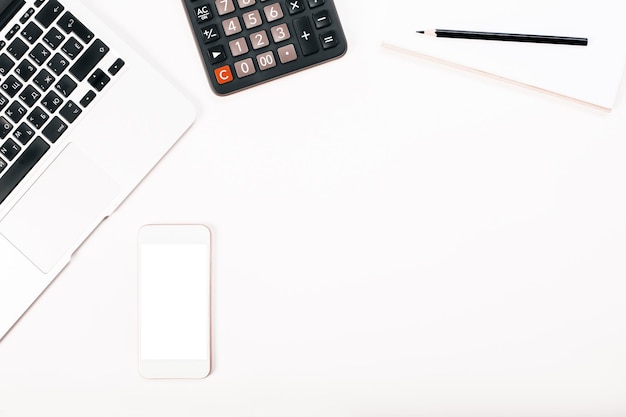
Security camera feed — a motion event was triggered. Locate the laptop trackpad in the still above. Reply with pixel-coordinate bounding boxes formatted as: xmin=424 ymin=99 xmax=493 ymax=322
xmin=0 ymin=144 xmax=119 ymax=274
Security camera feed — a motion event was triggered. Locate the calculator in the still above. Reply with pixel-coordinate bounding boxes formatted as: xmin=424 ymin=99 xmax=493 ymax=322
xmin=182 ymin=0 xmax=347 ymax=95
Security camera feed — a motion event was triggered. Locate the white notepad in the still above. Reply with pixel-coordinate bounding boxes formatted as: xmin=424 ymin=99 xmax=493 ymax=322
xmin=381 ymin=0 xmax=626 ymax=110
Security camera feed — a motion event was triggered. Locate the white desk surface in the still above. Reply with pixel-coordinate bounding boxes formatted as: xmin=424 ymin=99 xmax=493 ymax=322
xmin=2 ymin=1 xmax=626 ymax=416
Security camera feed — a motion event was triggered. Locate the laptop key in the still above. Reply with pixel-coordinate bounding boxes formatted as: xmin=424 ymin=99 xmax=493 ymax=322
xmin=14 ymin=122 xmax=35 ymax=145
xmin=7 ymin=38 xmax=29 ymax=59
xmin=43 ymin=27 xmax=65 ymax=49
xmin=0 ymin=138 xmax=20 ymax=161
xmin=33 ymin=68 xmax=55 ymax=91
xmin=6 ymin=24 xmax=20 ymax=41
xmin=1 ymin=75 xmax=23 ymax=97
xmin=0 ymin=157 xmax=6 ymax=174
xmin=19 ymin=85 xmax=41 ymax=107
xmin=57 ymin=12 xmax=94 ymax=44
xmin=19 ymin=7 xmax=36 ymax=24
xmin=108 ymin=58 xmax=124 ymax=75
xmin=42 ymin=116 xmax=67 ymax=143
xmin=0 ymin=116 xmax=13 ymax=138
xmin=0 ymin=136 xmax=49 ymax=205
xmin=0 ymin=93 xmax=8 ymax=110
xmin=69 ymin=39 xmax=108 ymax=81
xmin=27 ymin=106 xmax=49 ymax=129
xmin=47 ymin=52 xmax=69 ymax=75
xmin=6 ymin=101 xmax=27 ymax=123
xmin=88 ymin=68 xmax=109 ymax=91
xmin=61 ymin=36 xmax=82 ymax=59
xmin=59 ymin=100 xmax=80 ymax=123
xmin=35 ymin=0 xmax=64 ymax=28
xmin=0 ymin=53 xmax=15 ymax=75
xmin=55 ymin=74 xmax=76 ymax=97
xmin=15 ymin=59 xmax=37 ymax=81
xmin=41 ymin=90 xmax=63 ymax=112
xmin=29 ymin=43 xmax=51 ymax=65
xmin=21 ymin=22 xmax=44 ymax=44
xmin=79 ymin=90 xmax=96 ymax=107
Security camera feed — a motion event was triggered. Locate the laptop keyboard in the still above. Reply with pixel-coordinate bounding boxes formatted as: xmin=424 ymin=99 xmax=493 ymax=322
xmin=0 ymin=0 xmax=125 ymax=205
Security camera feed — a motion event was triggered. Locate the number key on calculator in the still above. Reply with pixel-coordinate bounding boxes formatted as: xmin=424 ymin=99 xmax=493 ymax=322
xmin=183 ymin=0 xmax=347 ymax=95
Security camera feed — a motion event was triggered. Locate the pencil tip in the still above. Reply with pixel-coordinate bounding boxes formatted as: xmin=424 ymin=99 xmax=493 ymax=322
xmin=417 ymin=30 xmax=425 ymax=34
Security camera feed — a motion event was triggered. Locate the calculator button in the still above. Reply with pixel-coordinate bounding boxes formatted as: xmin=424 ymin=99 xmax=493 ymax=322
xmin=249 ymin=30 xmax=269 ymax=50
xmin=263 ymin=3 xmax=283 ymax=22
xmin=293 ymin=16 xmax=318 ymax=56
xmin=200 ymin=25 xmax=220 ymax=43
xmin=214 ymin=0 xmax=235 ymax=15
xmin=194 ymin=4 xmax=213 ymax=23
xmin=242 ymin=10 xmax=262 ymax=29
xmin=312 ymin=10 xmax=331 ymax=28
xmin=320 ymin=30 xmax=338 ymax=49
xmin=287 ymin=0 xmax=305 ymax=15
xmin=270 ymin=23 xmax=290 ymax=43
xmin=222 ymin=17 xmax=242 ymax=36
xmin=256 ymin=51 xmax=276 ymax=70
xmin=234 ymin=58 xmax=255 ymax=78
xmin=277 ymin=43 xmax=297 ymax=63
xmin=307 ymin=0 xmax=324 ymax=7
xmin=207 ymin=45 xmax=227 ymax=63
xmin=214 ymin=65 xmax=233 ymax=84
xmin=228 ymin=37 xmax=248 ymax=57
xmin=236 ymin=0 xmax=256 ymax=8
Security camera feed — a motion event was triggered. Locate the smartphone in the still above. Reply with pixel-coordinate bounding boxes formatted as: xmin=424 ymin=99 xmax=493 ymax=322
xmin=138 ymin=224 xmax=212 ymax=379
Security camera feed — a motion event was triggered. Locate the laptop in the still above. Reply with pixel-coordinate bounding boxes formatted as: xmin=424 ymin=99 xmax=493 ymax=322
xmin=0 ymin=0 xmax=195 ymax=340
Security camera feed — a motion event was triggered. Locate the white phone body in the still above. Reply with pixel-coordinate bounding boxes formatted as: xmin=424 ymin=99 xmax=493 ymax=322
xmin=138 ymin=224 xmax=212 ymax=379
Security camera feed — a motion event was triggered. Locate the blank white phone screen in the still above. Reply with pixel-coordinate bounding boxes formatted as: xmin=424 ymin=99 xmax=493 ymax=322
xmin=140 ymin=243 xmax=209 ymax=361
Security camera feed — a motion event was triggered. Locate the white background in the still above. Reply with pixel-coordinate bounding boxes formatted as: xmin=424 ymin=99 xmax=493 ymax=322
xmin=2 ymin=0 xmax=626 ymax=416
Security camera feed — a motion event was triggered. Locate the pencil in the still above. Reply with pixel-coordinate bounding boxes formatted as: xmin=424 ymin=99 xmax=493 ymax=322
xmin=417 ymin=29 xmax=588 ymax=46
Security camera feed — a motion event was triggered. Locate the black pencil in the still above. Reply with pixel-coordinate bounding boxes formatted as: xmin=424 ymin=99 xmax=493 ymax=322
xmin=417 ymin=29 xmax=588 ymax=46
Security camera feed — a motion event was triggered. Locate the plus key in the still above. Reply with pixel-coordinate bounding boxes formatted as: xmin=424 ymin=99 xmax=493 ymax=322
xmin=293 ymin=16 xmax=318 ymax=56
